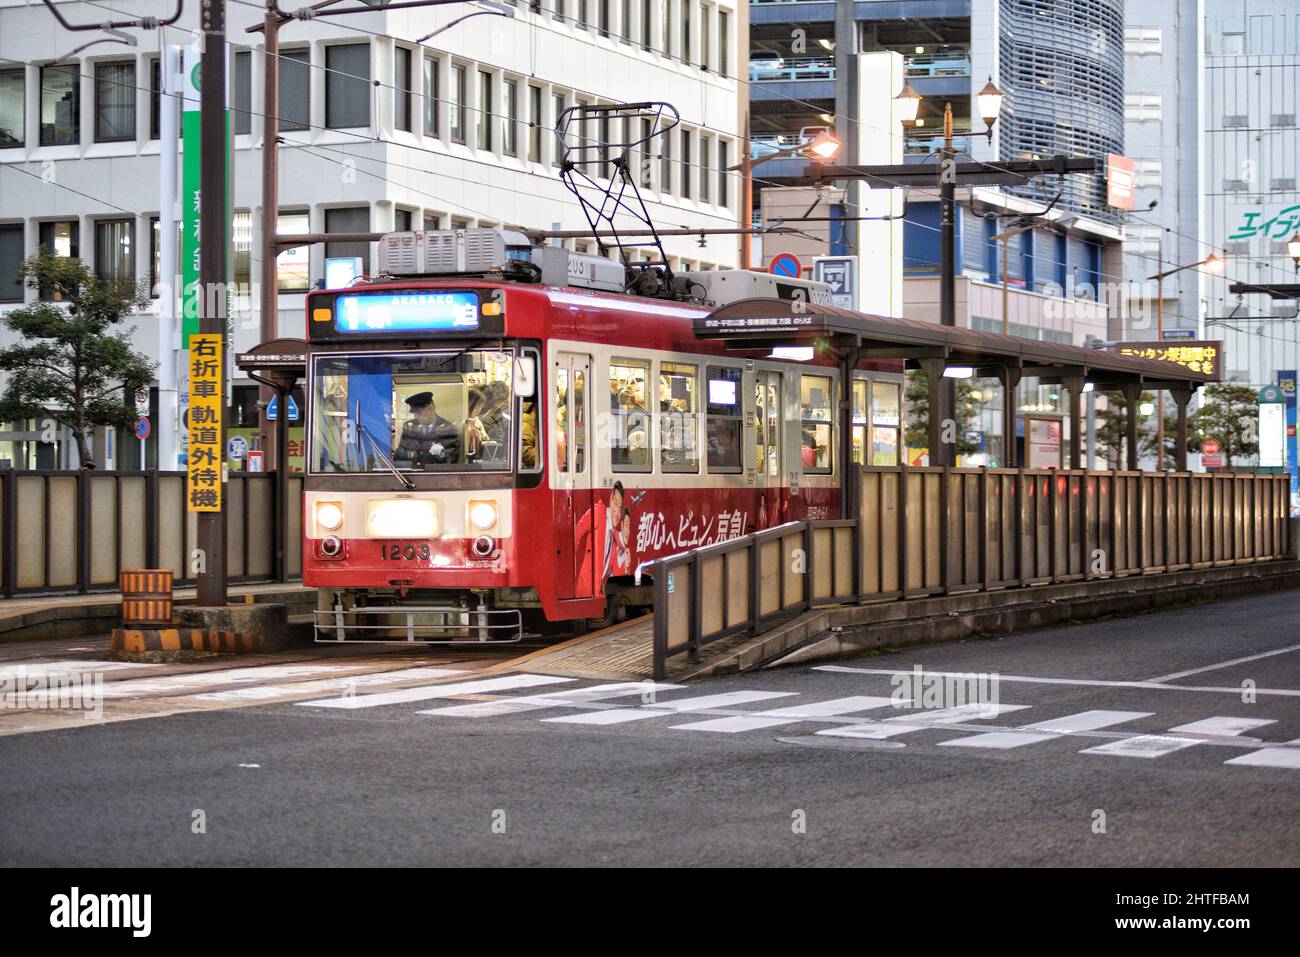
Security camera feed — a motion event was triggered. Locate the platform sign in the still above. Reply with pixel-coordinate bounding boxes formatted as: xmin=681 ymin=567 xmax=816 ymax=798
xmin=1277 ymin=371 xmax=1298 ymax=514
xmin=1258 ymin=384 xmax=1286 ymax=469
xmin=1112 ymin=340 xmax=1223 ymax=379
xmin=813 ymin=256 xmax=857 ymax=309
xmin=768 ymin=252 xmax=803 ymax=278
xmin=186 ymin=334 xmax=223 ymax=512
xmin=247 ymin=449 xmax=265 ymax=473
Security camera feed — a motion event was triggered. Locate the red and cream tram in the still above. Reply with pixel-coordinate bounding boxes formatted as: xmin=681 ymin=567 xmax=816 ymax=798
xmin=303 ymin=229 xmax=905 ymax=640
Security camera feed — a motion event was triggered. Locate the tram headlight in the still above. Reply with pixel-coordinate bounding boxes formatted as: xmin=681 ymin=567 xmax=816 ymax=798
xmin=315 ymin=501 xmax=345 ymax=532
xmin=468 ymin=500 xmax=498 ymax=531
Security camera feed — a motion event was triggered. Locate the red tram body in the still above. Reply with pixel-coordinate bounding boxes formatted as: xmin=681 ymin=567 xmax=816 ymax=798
xmin=303 ymin=254 xmax=904 ymax=640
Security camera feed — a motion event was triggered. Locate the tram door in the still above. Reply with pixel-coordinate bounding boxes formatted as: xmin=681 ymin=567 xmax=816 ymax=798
xmin=754 ymin=370 xmax=783 ymax=529
xmin=554 ymin=352 xmax=596 ymax=600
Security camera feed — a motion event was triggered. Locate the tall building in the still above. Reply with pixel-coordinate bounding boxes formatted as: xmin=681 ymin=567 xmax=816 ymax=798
xmin=0 ymin=0 xmax=745 ymax=467
xmin=1204 ymin=0 xmax=1300 ymax=386
xmin=1120 ymin=0 xmax=1205 ymax=340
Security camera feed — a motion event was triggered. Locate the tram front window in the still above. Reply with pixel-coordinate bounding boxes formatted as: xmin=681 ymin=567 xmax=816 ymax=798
xmin=311 ymin=351 xmax=518 ymax=472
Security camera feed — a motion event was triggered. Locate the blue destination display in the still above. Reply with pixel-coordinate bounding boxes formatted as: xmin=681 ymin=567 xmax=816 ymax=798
xmin=335 ymin=292 xmax=480 ymax=333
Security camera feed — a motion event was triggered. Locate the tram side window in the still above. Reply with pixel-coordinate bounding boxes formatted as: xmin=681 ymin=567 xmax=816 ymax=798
xmin=800 ymin=373 xmax=833 ymax=474
xmin=659 ymin=361 xmax=698 ymax=472
xmin=851 ymin=380 xmax=868 ymax=465
xmin=871 ymin=380 xmax=902 ymax=465
xmin=705 ymin=365 xmax=743 ymax=472
xmin=555 ymin=366 xmax=569 ymax=472
xmin=610 ymin=359 xmax=651 ymax=471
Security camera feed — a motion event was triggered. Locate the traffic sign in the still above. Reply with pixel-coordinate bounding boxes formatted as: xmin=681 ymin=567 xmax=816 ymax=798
xmin=1161 ymin=329 xmax=1196 ymax=340
xmin=813 ymin=256 xmax=857 ymax=309
xmin=134 ymin=389 xmax=150 ymax=414
xmin=1202 ymin=438 xmax=1220 ymax=456
xmin=247 ymin=450 xmax=265 ymax=473
xmin=1202 ymin=453 xmax=1223 ymax=469
xmin=134 ymin=417 xmax=151 ymax=441
xmin=227 ymin=435 xmax=248 ymax=460
xmin=266 ymin=393 xmax=299 ymax=422
xmin=768 ymin=252 xmax=803 ymax=278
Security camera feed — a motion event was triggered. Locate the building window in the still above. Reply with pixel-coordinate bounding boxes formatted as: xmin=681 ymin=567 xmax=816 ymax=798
xmin=94 ymin=219 xmax=135 ymax=285
xmin=659 ymin=361 xmax=698 ymax=472
xmin=149 ymin=217 xmax=160 ymax=296
xmin=503 ymin=78 xmax=518 ymax=156
xmin=326 ymin=43 xmax=371 ymax=129
xmin=0 ymin=223 xmax=23 ymax=302
xmin=717 ymin=139 xmax=728 ymax=208
xmin=94 ymin=61 xmax=135 ymax=142
xmin=276 ymin=211 xmax=310 ymax=292
xmin=279 ymin=49 xmax=311 ymax=132
xmin=1123 ymin=224 xmax=1161 ymax=257
xmin=641 ymin=0 xmax=652 ymax=51
xmin=610 ymin=359 xmax=651 ymax=471
xmin=800 ymin=374 xmax=833 ymax=473
xmin=1124 ymin=26 xmax=1162 ymax=56
xmin=680 ymin=128 xmax=692 ymax=199
xmin=38 ymin=221 xmax=79 ymax=301
xmin=552 ymin=91 xmax=565 ymax=167
xmin=553 ymin=0 xmax=566 ymax=23
xmin=1124 ymin=93 xmax=1162 ymax=123
xmin=701 ymin=5 xmax=711 ymax=70
xmin=148 ymin=58 xmax=161 ymax=139
xmin=663 ymin=0 xmax=673 ymax=58
xmin=528 ymin=85 xmax=542 ymax=161
xmin=660 ymin=130 xmax=672 ymax=193
xmin=395 ymin=46 xmax=413 ymax=132
xmin=40 ymin=63 xmax=80 ymax=146
xmin=1134 ymin=158 xmax=1162 ymax=189
xmin=325 ymin=206 xmax=371 ymax=274
xmin=423 ymin=56 xmax=439 ymax=136
xmin=577 ymin=0 xmax=588 ymax=29
xmin=395 ymin=209 xmax=413 ymax=232
xmin=0 ymin=69 xmax=25 ymax=148
xmin=477 ymin=70 xmax=493 ymax=150
xmin=233 ymin=51 xmax=252 ymax=136
xmin=622 ymin=0 xmax=632 ymax=44
xmin=232 ymin=210 xmax=252 ymax=288
xmin=681 ymin=1 xmax=691 ymax=63
xmin=718 ymin=10 xmax=728 ymax=74
xmin=599 ymin=0 xmax=610 ymax=37
xmin=700 ymin=134 xmax=711 ymax=202
xmin=705 ymin=365 xmax=742 ymax=472
xmin=450 ymin=65 xmax=466 ymax=143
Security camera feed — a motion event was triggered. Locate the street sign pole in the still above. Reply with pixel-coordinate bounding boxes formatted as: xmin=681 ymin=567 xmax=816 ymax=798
xmin=196 ymin=0 xmax=228 ymax=607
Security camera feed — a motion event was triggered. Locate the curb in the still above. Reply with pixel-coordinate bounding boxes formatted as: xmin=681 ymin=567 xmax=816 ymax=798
xmin=112 ymin=627 xmax=278 ymax=655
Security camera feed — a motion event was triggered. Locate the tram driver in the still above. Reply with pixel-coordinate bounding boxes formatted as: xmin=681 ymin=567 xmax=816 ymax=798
xmin=395 ymin=391 xmax=461 ymax=466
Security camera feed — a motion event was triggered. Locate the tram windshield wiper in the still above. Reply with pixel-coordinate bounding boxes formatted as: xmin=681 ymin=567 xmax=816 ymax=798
xmin=354 ymin=401 xmax=415 ymax=490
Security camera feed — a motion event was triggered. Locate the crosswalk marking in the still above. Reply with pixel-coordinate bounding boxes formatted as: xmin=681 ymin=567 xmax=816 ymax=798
xmin=541 ymin=690 xmax=796 ymax=726
xmin=194 ymin=668 xmax=467 ymax=702
xmin=1225 ymin=738 xmax=1300 ymax=769
xmin=816 ymin=702 xmax=1030 ymax=740
xmin=296 ymin=673 xmax=572 ymax=710
xmin=671 ymin=695 xmax=903 ymax=733
xmin=0 ymin=660 xmax=155 ymax=680
xmin=938 ymin=709 xmax=1153 ymax=750
xmin=1081 ymin=716 xmax=1276 ymax=759
xmin=417 ymin=682 xmax=685 ymax=717
xmin=100 ymin=664 xmax=366 ymax=698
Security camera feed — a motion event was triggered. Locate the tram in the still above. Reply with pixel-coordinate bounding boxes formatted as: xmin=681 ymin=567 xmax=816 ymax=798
xmin=303 ymin=228 xmax=905 ymax=641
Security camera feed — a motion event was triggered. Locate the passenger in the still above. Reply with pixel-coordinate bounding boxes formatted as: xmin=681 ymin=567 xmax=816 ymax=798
xmin=395 ymin=392 xmax=460 ymax=466
xmin=463 ymin=387 xmax=490 ymax=462
xmin=520 ymin=399 xmax=538 ymax=470
xmin=479 ymin=380 xmax=512 ymax=461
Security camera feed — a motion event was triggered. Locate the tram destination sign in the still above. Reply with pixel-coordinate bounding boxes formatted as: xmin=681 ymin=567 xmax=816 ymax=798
xmin=309 ymin=290 xmax=506 ymax=340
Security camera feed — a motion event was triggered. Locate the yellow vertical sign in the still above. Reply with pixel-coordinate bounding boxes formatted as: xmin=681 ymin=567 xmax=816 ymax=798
xmin=187 ymin=334 xmax=223 ymax=512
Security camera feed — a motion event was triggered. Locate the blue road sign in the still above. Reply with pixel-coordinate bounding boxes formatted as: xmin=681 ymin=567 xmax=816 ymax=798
xmin=769 ymin=253 xmax=802 ymax=278
xmin=134 ymin=417 xmax=150 ymax=441
xmin=266 ymin=394 xmax=299 ymax=422
xmin=1161 ymin=329 xmax=1196 ymax=340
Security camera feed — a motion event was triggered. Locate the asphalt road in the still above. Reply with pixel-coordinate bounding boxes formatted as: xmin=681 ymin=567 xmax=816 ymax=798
xmin=2 ymin=589 xmax=1299 ymax=866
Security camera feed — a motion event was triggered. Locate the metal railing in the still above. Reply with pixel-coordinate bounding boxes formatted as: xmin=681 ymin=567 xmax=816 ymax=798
xmin=649 ymin=467 xmax=1291 ymax=678
xmin=0 ymin=470 xmax=303 ymax=598
xmin=748 ymin=57 xmax=835 ymax=82
xmin=904 ymin=52 xmax=972 ymax=78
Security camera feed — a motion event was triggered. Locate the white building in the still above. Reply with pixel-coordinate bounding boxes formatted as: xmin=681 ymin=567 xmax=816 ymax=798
xmin=0 ymin=0 xmax=745 ymax=467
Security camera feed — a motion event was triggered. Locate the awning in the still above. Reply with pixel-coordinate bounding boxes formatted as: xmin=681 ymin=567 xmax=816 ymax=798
xmin=694 ymin=299 xmax=1218 ymax=389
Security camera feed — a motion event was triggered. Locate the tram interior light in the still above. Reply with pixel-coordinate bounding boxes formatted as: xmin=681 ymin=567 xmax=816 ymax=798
xmin=943 ymin=366 xmax=975 ymax=379
xmin=468 ymin=500 xmax=499 ymax=532
xmin=315 ymin=501 xmax=345 ymax=532
xmin=769 ymin=347 xmax=815 ymax=361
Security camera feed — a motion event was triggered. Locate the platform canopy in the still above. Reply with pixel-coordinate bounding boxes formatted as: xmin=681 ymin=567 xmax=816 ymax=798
xmin=693 ymin=298 xmax=1217 ymax=389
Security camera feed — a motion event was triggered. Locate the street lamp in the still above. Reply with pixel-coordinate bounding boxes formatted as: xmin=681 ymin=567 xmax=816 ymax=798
xmin=415 ymin=0 xmax=514 ymax=43
xmin=731 ymin=131 xmax=842 ymax=270
xmin=894 ymin=76 xmax=1005 ymax=466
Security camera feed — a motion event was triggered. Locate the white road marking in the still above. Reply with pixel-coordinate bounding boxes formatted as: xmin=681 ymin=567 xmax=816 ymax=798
xmin=939 ymin=710 xmax=1153 ymax=750
xmin=1146 ymin=643 xmax=1300 ymax=683
xmin=296 ymin=673 xmax=571 ymax=709
xmin=1225 ymin=738 xmax=1300 ymax=770
xmin=671 ymin=695 xmax=903 ymax=733
xmin=1081 ymin=716 xmax=1277 ymax=759
xmin=542 ymin=690 xmax=796 ymax=726
xmin=816 ymin=702 xmax=1031 ymax=740
xmin=100 ymin=664 xmax=366 ymax=698
xmin=0 ymin=660 xmax=156 ymax=680
xmin=193 ymin=668 xmax=467 ymax=702
xmin=417 ymin=682 xmax=685 ymax=717
xmin=815 ymin=665 xmax=1300 ymax=698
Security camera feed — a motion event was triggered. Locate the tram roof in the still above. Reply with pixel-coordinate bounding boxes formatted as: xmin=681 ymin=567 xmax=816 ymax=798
xmin=695 ymin=298 xmax=1219 ymax=388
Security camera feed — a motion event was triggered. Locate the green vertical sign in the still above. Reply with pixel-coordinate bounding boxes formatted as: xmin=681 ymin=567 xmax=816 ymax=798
xmin=180 ymin=45 xmax=232 ymax=348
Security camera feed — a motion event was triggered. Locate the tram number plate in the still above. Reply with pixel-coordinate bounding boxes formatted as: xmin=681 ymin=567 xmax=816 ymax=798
xmin=379 ymin=543 xmax=432 ymax=561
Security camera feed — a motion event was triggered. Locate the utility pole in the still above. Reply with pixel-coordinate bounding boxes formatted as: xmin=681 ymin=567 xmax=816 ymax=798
xmin=936 ymin=101 xmax=956 ymax=466
xmin=197 ymin=0 xmax=229 ymax=607
xmin=259 ymin=5 xmax=283 ymax=472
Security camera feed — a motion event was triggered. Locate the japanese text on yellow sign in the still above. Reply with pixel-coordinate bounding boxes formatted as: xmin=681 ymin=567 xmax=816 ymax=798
xmin=1114 ymin=341 xmax=1223 ymax=378
xmin=187 ymin=334 xmax=223 ymax=512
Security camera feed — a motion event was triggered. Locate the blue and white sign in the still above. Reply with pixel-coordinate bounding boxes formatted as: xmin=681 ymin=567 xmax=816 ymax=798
xmin=1161 ymin=329 xmax=1196 ymax=340
xmin=227 ymin=434 xmax=248 ymax=460
xmin=813 ymin=256 xmax=858 ymax=309
xmin=266 ymin=394 xmax=299 ymax=422
xmin=335 ymin=292 xmax=480 ymax=333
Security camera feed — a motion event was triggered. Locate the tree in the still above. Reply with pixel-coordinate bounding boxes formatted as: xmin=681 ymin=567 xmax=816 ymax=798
xmin=1189 ymin=383 xmax=1260 ymax=466
xmin=1095 ymin=389 xmax=1158 ymax=468
xmin=904 ymin=369 xmax=981 ymax=461
xmin=0 ymin=249 xmax=156 ymax=467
